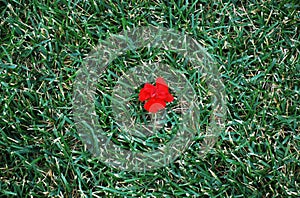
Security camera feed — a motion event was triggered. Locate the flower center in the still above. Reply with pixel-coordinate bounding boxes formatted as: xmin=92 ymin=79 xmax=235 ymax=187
xmin=151 ymin=92 xmax=157 ymax=98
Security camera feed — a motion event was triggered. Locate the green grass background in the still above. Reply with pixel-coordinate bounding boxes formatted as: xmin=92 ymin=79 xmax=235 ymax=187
xmin=0 ymin=0 xmax=299 ymax=197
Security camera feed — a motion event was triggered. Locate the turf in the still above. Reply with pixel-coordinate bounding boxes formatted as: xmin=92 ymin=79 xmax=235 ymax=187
xmin=0 ymin=0 xmax=299 ymax=197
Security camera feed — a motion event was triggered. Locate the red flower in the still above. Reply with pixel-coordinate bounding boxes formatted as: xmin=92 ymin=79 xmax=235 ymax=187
xmin=138 ymin=77 xmax=174 ymax=113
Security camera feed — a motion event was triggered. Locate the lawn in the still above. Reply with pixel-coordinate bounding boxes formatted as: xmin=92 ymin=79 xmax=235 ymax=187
xmin=0 ymin=0 xmax=299 ymax=197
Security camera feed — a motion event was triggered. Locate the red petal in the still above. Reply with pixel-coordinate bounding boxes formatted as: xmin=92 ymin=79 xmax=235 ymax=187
xmin=156 ymin=91 xmax=169 ymax=100
xmin=144 ymin=98 xmax=166 ymax=113
xmin=156 ymin=83 xmax=169 ymax=93
xmin=144 ymin=83 xmax=156 ymax=91
xmin=165 ymin=93 xmax=174 ymax=102
xmin=138 ymin=91 xmax=150 ymax=101
xmin=156 ymin=77 xmax=167 ymax=86
xmin=138 ymin=83 xmax=155 ymax=101
xmin=155 ymin=78 xmax=174 ymax=102
xmin=156 ymin=77 xmax=171 ymax=99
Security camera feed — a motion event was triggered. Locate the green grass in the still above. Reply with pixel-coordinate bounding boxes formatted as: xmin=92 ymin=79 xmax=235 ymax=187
xmin=0 ymin=0 xmax=299 ymax=197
